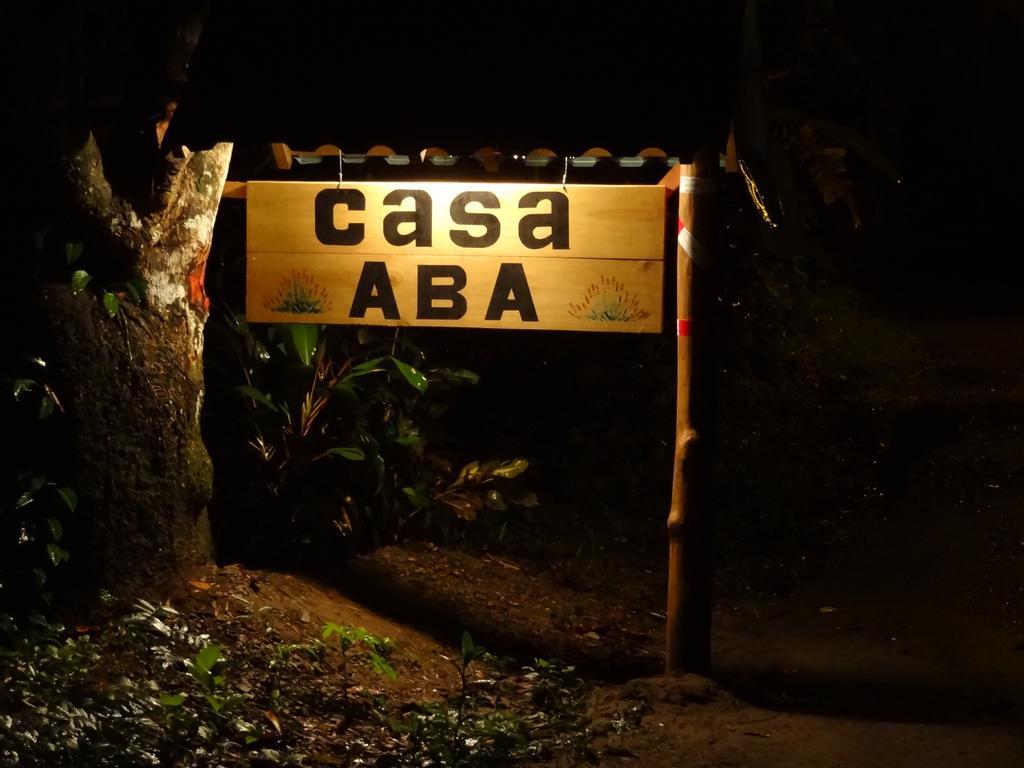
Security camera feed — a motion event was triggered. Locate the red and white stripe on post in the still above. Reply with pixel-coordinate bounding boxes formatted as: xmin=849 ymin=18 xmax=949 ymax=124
xmin=675 ymin=174 xmax=714 ymax=337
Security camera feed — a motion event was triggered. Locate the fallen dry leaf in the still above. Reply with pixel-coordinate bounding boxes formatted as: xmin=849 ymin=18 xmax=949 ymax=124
xmin=264 ymin=709 xmax=282 ymax=734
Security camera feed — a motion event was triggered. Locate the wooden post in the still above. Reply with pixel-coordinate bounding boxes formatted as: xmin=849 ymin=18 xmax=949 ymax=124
xmin=666 ymin=149 xmax=718 ymax=673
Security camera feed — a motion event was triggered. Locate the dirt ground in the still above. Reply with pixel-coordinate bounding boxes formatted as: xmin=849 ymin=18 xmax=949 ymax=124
xmin=344 ymin=321 xmax=1024 ymax=766
xmin=149 ymin=321 xmax=1024 ymax=766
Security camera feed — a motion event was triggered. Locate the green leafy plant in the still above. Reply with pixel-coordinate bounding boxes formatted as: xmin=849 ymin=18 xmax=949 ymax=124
xmin=521 ymin=657 xmax=593 ymax=758
xmin=388 ymin=632 xmax=546 ymax=767
xmin=322 ymin=623 xmax=396 ymax=718
xmin=399 ymin=456 xmax=538 ymax=551
xmin=63 ymin=237 xmax=147 ymax=319
xmin=453 ymin=631 xmax=486 ymax=747
xmin=265 ymin=639 xmax=327 ymax=710
xmin=1 ymin=358 xmax=77 ymax=633
xmin=187 ymin=644 xmax=243 ymax=715
xmin=0 ymin=633 xmax=169 ymax=766
xmin=209 ymin=314 xmax=491 ymax=562
xmin=159 ymin=643 xmax=256 ymax=751
xmin=270 ymin=639 xmax=326 ymax=670
xmin=432 ymin=459 xmax=535 ymax=522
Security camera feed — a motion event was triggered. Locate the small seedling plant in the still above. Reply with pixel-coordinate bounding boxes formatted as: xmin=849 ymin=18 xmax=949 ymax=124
xmin=322 ymin=623 xmax=396 ymax=719
xmin=453 ymin=630 xmax=487 ymax=746
xmin=389 ymin=631 xmax=531 ymax=767
xmin=160 ymin=644 xmax=253 ymax=743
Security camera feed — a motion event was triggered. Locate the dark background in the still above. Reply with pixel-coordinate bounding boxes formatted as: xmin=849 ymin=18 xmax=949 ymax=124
xmin=170 ymin=1 xmax=741 ymax=157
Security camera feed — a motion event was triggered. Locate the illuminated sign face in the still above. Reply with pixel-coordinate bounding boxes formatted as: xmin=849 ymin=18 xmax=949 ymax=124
xmin=246 ymin=181 xmax=665 ymax=333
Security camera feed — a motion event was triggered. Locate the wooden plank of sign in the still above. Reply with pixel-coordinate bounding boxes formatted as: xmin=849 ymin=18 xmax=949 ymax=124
xmin=246 ymin=181 xmax=664 ymax=262
xmin=246 ymin=253 xmax=663 ymax=333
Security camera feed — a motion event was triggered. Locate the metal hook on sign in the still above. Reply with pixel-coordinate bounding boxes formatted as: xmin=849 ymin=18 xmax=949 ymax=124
xmin=562 ymin=156 xmax=569 ymax=192
xmin=338 ymin=148 xmax=344 ymax=188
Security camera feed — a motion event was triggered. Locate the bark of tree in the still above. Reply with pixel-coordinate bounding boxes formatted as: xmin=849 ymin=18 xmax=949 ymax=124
xmin=5 ymin=3 xmax=232 ymax=600
xmin=38 ymin=139 xmax=232 ymax=596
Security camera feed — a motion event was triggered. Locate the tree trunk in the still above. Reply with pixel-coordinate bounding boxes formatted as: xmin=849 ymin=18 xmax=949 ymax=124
xmin=0 ymin=3 xmax=231 ymax=606
xmin=40 ymin=137 xmax=232 ymax=597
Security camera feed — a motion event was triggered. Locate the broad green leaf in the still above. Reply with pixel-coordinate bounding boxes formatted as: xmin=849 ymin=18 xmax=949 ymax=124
xmin=31 ymin=568 xmax=47 ymax=588
xmin=323 ymin=446 xmax=365 ymax=461
xmin=330 ymin=382 xmax=359 ymax=405
xmin=65 ymin=242 xmax=84 ymax=264
xmin=393 ymin=434 xmax=422 ymax=447
xmin=277 ymin=402 xmax=292 ymax=422
xmin=371 ymin=454 xmax=386 ymax=492
xmin=236 ymin=385 xmax=276 ymax=410
xmin=11 ymin=379 xmax=36 ymax=400
xmin=461 ymin=630 xmax=481 ymax=661
xmin=46 ymin=543 xmax=65 ymax=566
xmin=283 ymin=324 xmax=319 ymax=366
xmin=433 ymin=368 xmax=480 ymax=386
xmin=344 ymin=357 xmax=388 ymax=380
xmin=369 ymin=634 xmax=393 ymax=656
xmin=205 ymin=694 xmax=225 ymax=713
xmin=15 ymin=491 xmax=34 ymax=509
xmin=441 ymin=493 xmax=478 ymax=521
xmin=38 ymin=395 xmax=54 ymax=420
xmin=453 ymin=461 xmax=479 ymax=487
xmin=57 ymin=487 xmax=78 ymax=513
xmin=351 ymin=357 xmax=387 ymax=373
xmin=402 ymin=486 xmax=432 ymax=509
xmin=369 ymin=653 xmax=397 ymax=680
xmin=46 ymin=518 xmax=63 ymax=541
xmin=196 ymin=644 xmax=222 ymax=672
xmin=102 ymin=291 xmax=120 ymax=317
xmin=390 ymin=357 xmax=428 ymax=394
xmin=509 ymin=491 xmax=539 ymax=508
xmin=70 ymin=269 xmax=92 ymax=294
xmin=126 ymin=278 xmax=147 ymax=303
xmin=484 ymin=490 xmax=507 ymax=511
xmin=491 ymin=459 xmax=530 ymax=479
xmin=160 ymin=692 xmax=187 ymax=707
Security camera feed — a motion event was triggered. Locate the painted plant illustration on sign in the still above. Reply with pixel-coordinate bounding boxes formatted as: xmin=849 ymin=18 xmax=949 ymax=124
xmin=263 ymin=269 xmax=333 ymax=314
xmin=568 ymin=276 xmax=650 ymax=322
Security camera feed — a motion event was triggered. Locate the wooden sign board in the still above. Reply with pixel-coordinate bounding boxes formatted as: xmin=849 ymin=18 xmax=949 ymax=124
xmin=247 ymin=181 xmax=665 ymax=332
